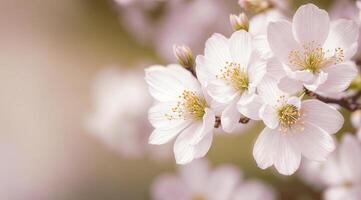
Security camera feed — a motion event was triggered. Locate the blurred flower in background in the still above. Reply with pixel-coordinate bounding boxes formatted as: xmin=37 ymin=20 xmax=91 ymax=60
xmin=86 ymin=67 xmax=171 ymax=160
xmin=151 ymin=159 xmax=276 ymax=200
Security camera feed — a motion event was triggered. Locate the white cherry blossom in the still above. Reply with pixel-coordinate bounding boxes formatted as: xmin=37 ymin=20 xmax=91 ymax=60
xmin=196 ymin=30 xmax=266 ymax=133
xmin=145 ymin=64 xmax=216 ymax=164
xmin=253 ymin=77 xmax=344 ymax=175
xmin=267 ymin=4 xmax=359 ymax=95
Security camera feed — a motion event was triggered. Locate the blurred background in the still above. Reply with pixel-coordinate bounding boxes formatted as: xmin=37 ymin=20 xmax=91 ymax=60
xmin=0 ymin=0 xmax=356 ymax=199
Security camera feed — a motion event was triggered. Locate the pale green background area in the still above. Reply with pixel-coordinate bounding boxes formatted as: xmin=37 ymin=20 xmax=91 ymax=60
xmin=0 ymin=0 xmax=356 ymax=200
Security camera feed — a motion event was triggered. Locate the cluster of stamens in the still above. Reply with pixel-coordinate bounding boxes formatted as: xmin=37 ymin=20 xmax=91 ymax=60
xmin=165 ymin=90 xmax=207 ymax=120
xmin=216 ymin=62 xmax=249 ymax=93
xmin=276 ymin=96 xmax=302 ymax=133
xmin=288 ymin=41 xmax=344 ymax=73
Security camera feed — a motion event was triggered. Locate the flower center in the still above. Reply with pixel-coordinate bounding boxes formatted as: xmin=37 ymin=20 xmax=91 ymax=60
xmin=192 ymin=194 xmax=206 ymax=200
xmin=288 ymin=41 xmax=344 ymax=73
xmin=165 ymin=90 xmax=207 ymax=120
xmin=217 ymin=62 xmax=249 ymax=93
xmin=278 ymin=104 xmax=300 ymax=129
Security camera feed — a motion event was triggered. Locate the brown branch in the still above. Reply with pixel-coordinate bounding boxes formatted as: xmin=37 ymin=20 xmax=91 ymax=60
xmin=305 ymin=89 xmax=361 ymax=111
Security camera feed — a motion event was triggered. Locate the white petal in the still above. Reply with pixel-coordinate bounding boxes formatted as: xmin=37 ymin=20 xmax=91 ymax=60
xmin=273 ymin=134 xmax=301 ymax=175
xmin=189 ymin=108 xmax=215 ymax=145
xmin=339 ymin=134 xmax=361 ymax=183
xmin=248 ymin=51 xmax=267 ymax=86
xmin=173 ymin=122 xmax=202 ymax=164
xmin=204 ymin=33 xmax=232 ymax=69
xmin=303 ymin=70 xmax=328 ymax=92
xmin=315 ymin=64 xmax=358 ymax=94
xmin=207 ymin=81 xmax=238 ymax=104
xmin=259 ymin=104 xmax=279 ymax=129
xmin=301 ymin=99 xmax=344 ymax=134
xmin=292 ymin=4 xmax=330 ymax=45
xmin=293 ymin=122 xmax=335 ymax=161
xmin=238 ymin=94 xmax=263 ymax=120
xmin=193 ymin=131 xmax=213 ymax=159
xmin=266 ymin=57 xmax=286 ymax=81
xmin=229 ymin=30 xmax=253 ymax=67
xmin=149 ymin=122 xmax=190 ymax=145
xmin=253 ymin=127 xmax=278 ymax=170
xmin=287 ymin=96 xmax=301 ymax=109
xmin=148 ymin=102 xmax=190 ymax=129
xmin=221 ymin=100 xmax=243 ymax=133
xmin=278 ymin=76 xmax=303 ymax=94
xmin=238 ymin=91 xmax=255 ymax=106
xmin=258 ymin=77 xmax=286 ymax=106
xmin=195 ymin=55 xmax=213 ymax=87
xmin=167 ymin=64 xmax=200 ymax=91
xmin=268 ymin=20 xmax=299 ymax=63
xmin=254 ymin=35 xmax=272 ymax=59
xmin=323 ymin=19 xmax=359 ymax=60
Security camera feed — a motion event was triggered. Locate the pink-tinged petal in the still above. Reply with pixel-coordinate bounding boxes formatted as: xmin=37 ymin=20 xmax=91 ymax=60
xmin=287 ymin=96 xmax=301 ymax=109
xmin=324 ymin=186 xmax=361 ymax=200
xmin=206 ymin=165 xmax=241 ymax=200
xmin=253 ymin=127 xmax=278 ymax=169
xmin=323 ymin=19 xmax=359 ymax=60
xmin=231 ymin=180 xmax=276 ymax=200
xmin=238 ymin=94 xmax=263 ymax=120
xmin=303 ymin=70 xmax=328 ymax=92
xmin=167 ymin=64 xmax=201 ymax=91
xmin=259 ymin=104 xmax=279 ymax=129
xmin=266 ymin=57 xmax=286 ymax=81
xmin=268 ymin=20 xmax=299 ymax=63
xmin=221 ymin=100 xmax=243 ymax=133
xmin=254 ymin=35 xmax=272 ymax=59
xmin=148 ymin=102 xmax=191 ymax=129
xmin=173 ymin=122 xmax=202 ymax=164
xmin=248 ymin=51 xmax=267 ymax=86
xmin=189 ymin=108 xmax=215 ymax=145
xmin=179 ymin=159 xmax=210 ymax=192
xmin=238 ymin=91 xmax=256 ymax=106
xmin=278 ymin=77 xmax=303 ymax=94
xmin=301 ymin=99 xmax=344 ymax=134
xmin=339 ymin=134 xmax=361 ymax=183
xmin=258 ymin=77 xmax=286 ymax=106
xmin=273 ymin=134 xmax=301 ymax=175
xmin=292 ymin=4 xmax=330 ymax=45
xmin=151 ymin=174 xmax=191 ymax=200
xmin=290 ymin=70 xmax=315 ymax=82
xmin=293 ymin=122 xmax=335 ymax=161
xmin=204 ymin=33 xmax=232 ymax=69
xmin=315 ymin=64 xmax=358 ymax=94
xmin=229 ymin=30 xmax=253 ymax=67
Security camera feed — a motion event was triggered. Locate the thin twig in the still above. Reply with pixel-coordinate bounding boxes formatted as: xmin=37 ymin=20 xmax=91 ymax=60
xmin=305 ymin=89 xmax=361 ymax=111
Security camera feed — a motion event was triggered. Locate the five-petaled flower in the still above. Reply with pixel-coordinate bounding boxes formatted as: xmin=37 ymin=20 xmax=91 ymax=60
xmin=254 ymin=77 xmax=344 ymax=175
xmin=268 ymin=4 xmax=359 ymax=95
xmin=145 ymin=64 xmax=217 ymax=164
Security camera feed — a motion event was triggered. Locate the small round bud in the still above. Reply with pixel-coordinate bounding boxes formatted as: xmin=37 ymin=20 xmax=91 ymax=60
xmin=173 ymin=45 xmax=194 ymax=68
xmin=230 ymin=13 xmax=249 ymax=32
xmin=238 ymin=0 xmax=270 ymax=14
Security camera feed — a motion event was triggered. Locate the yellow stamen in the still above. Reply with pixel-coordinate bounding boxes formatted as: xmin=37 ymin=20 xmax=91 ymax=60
xmin=217 ymin=62 xmax=249 ymax=93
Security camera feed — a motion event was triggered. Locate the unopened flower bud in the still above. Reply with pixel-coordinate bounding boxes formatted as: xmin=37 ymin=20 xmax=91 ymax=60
xmin=173 ymin=45 xmax=194 ymax=68
xmin=230 ymin=13 xmax=249 ymax=32
xmin=238 ymin=0 xmax=270 ymax=14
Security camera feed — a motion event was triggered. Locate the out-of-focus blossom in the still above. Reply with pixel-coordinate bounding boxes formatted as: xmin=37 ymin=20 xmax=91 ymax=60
xmin=238 ymin=0 xmax=289 ymax=14
xmin=253 ymin=77 xmax=343 ymax=175
xmin=196 ymin=30 xmax=266 ymax=133
xmin=329 ymin=0 xmax=361 ymax=60
xmin=298 ymin=160 xmax=327 ymax=190
xmin=145 ymin=64 xmax=219 ymax=164
xmin=151 ymin=159 xmax=275 ymax=200
xmin=351 ymin=109 xmax=361 ymax=129
xmin=86 ymin=67 xmax=170 ymax=159
xmin=115 ymin=0 xmax=235 ymax=61
xmin=268 ymin=4 xmax=359 ymax=95
xmin=299 ymin=134 xmax=361 ymax=200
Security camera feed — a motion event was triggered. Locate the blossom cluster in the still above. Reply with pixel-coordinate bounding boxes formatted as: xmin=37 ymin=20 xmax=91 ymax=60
xmin=145 ymin=2 xmax=361 ymax=177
